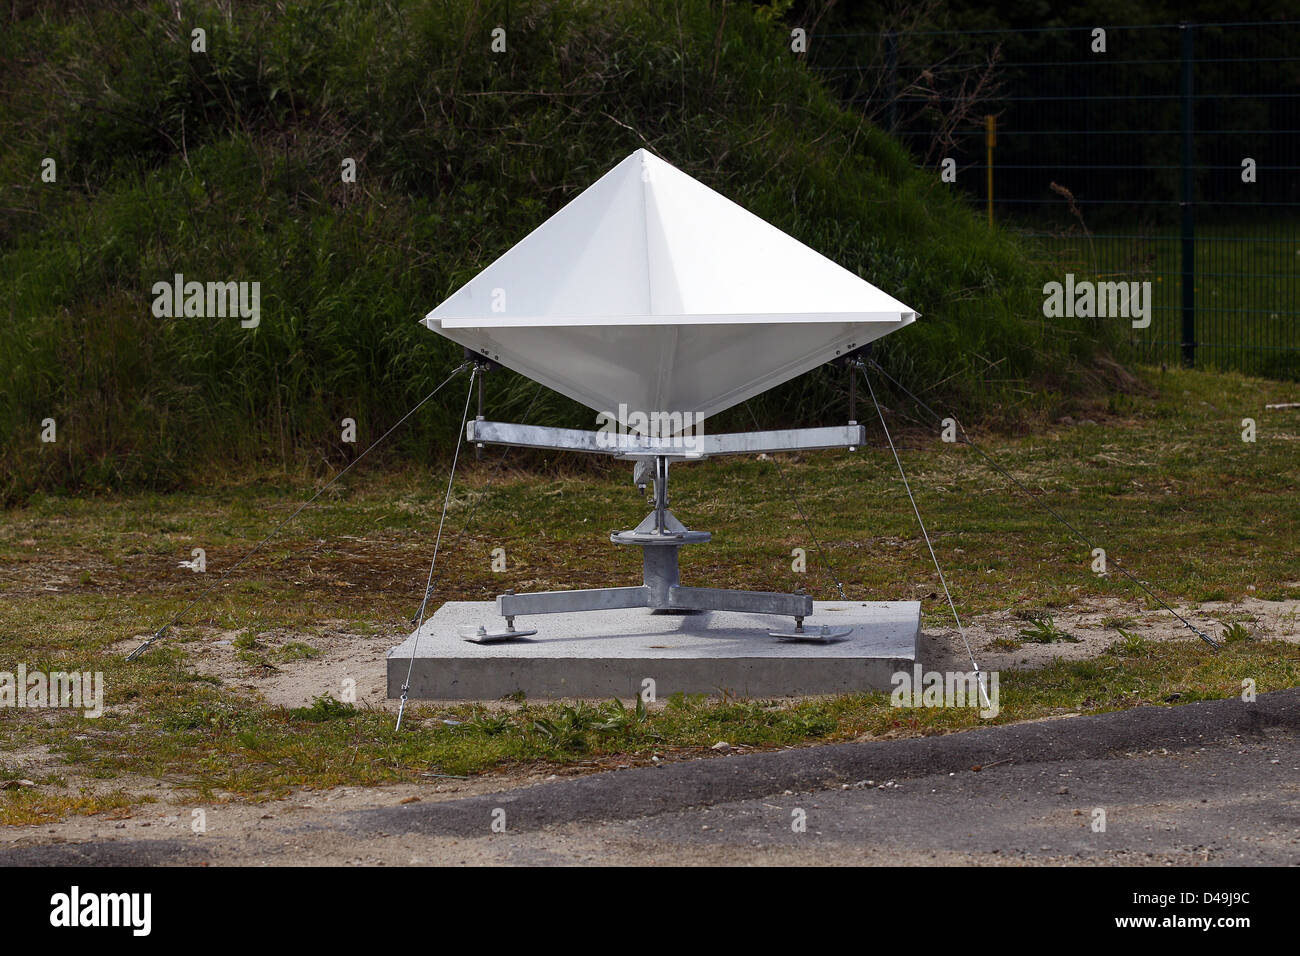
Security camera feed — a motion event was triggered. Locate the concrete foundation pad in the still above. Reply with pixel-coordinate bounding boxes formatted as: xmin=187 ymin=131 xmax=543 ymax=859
xmin=387 ymin=600 xmax=921 ymax=700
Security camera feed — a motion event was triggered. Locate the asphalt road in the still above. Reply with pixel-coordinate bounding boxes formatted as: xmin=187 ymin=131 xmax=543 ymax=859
xmin=3 ymin=690 xmax=1297 ymax=865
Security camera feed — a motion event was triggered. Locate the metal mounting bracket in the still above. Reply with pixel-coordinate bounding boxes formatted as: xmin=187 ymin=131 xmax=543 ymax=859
xmin=461 ymin=423 xmax=865 ymax=643
xmin=459 ymin=623 xmax=539 ymax=644
xmin=769 ymin=624 xmax=855 ymax=643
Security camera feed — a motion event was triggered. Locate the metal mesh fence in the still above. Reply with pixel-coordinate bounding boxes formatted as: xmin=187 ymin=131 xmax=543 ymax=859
xmin=812 ymin=20 xmax=1300 ymax=377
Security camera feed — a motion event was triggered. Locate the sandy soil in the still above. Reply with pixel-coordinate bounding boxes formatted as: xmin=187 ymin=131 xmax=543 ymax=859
xmin=112 ymin=622 xmax=404 ymax=711
xmin=926 ymin=595 xmax=1299 ymax=675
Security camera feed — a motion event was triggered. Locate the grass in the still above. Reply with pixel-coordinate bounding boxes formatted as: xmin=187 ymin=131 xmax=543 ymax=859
xmin=1 ymin=365 xmax=1298 ymax=820
xmin=1017 ymin=616 xmax=1081 ymax=645
xmin=6 ymin=365 xmax=1297 ymax=622
xmin=1 ymin=639 xmax=1295 ymax=807
xmin=1028 ymin=223 xmax=1300 ymax=380
xmin=1112 ymin=630 xmax=1151 ymax=658
xmin=0 ymin=789 xmax=143 ymax=827
xmin=1221 ymin=621 xmax=1254 ymax=645
xmin=0 ymin=0 xmax=1120 ymax=504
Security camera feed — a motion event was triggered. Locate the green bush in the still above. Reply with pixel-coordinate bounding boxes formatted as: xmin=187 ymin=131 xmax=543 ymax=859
xmin=0 ymin=0 xmax=1121 ymax=503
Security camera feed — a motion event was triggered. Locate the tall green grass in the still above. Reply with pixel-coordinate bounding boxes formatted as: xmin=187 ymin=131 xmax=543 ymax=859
xmin=0 ymin=0 xmax=1123 ymax=503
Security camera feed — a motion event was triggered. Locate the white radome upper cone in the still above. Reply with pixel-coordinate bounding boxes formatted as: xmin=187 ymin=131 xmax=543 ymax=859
xmin=423 ymin=149 xmax=917 ymax=425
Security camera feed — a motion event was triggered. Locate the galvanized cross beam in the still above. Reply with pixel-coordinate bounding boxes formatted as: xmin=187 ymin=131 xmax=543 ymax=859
xmin=466 ymin=419 xmax=865 ymax=460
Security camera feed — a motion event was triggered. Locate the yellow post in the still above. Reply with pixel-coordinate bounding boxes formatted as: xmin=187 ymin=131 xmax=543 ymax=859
xmin=985 ymin=114 xmax=996 ymax=228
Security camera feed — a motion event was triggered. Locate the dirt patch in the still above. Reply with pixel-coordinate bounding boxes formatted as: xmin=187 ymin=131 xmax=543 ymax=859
xmin=131 ymin=621 xmax=406 ymax=711
xmin=0 ymin=768 xmax=568 ymax=853
xmin=952 ymin=596 xmax=1300 ymax=673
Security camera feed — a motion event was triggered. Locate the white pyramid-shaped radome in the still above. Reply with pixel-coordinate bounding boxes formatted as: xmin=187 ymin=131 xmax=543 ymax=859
xmin=423 ymin=149 xmax=917 ymax=425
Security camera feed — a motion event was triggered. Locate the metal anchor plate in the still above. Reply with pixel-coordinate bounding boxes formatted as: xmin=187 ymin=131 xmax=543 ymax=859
xmin=460 ymin=624 xmax=539 ymax=644
xmin=769 ymin=624 xmax=854 ymax=643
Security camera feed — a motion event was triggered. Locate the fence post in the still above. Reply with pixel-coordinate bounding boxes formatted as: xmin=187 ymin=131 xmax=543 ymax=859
xmin=885 ymin=30 xmax=898 ymax=132
xmin=1180 ymin=22 xmax=1196 ymax=368
xmin=985 ymin=114 xmax=996 ymax=227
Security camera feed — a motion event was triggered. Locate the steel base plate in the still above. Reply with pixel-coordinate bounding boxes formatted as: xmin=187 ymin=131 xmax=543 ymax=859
xmin=769 ymin=624 xmax=855 ymax=643
xmin=610 ymin=529 xmax=712 ymax=546
xmin=459 ymin=625 xmax=539 ymax=644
